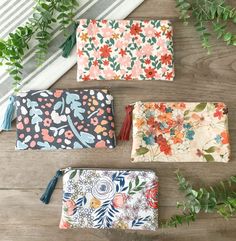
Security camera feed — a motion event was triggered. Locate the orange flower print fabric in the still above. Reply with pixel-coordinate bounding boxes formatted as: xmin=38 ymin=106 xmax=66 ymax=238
xmin=76 ymin=19 xmax=174 ymax=81
xmin=131 ymin=102 xmax=230 ymax=162
xmin=15 ymin=89 xmax=115 ymax=150
xmin=59 ymin=168 xmax=158 ymax=230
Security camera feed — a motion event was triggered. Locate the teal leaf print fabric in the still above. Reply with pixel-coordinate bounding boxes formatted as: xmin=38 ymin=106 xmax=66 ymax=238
xmin=15 ymin=89 xmax=116 ymax=150
xmin=65 ymin=92 xmax=85 ymax=120
xmin=76 ymin=19 xmax=174 ymax=81
xmin=59 ymin=168 xmax=158 ymax=230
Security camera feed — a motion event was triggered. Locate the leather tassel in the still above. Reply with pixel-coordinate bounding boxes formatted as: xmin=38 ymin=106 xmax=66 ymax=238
xmin=0 ymin=95 xmax=15 ymax=131
xmin=60 ymin=22 xmax=79 ymax=58
xmin=40 ymin=170 xmax=63 ymax=204
xmin=118 ymin=105 xmax=133 ymax=141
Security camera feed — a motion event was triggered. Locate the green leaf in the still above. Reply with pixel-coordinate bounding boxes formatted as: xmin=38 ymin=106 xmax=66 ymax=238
xmin=191 ymin=189 xmax=198 ymax=197
xmin=136 ymin=146 xmax=149 ymax=155
xmin=13 ymin=75 xmax=21 ymax=81
xmin=69 ymin=170 xmax=77 ymax=179
xmin=176 ymin=215 xmax=183 ymax=224
xmin=204 ymin=154 xmax=214 ymax=162
xmin=135 ymin=176 xmax=139 ymax=186
xmin=204 ymin=146 xmax=216 ymax=153
xmin=129 ymin=191 xmax=135 ymax=195
xmin=110 ymin=38 xmax=115 ymax=45
xmin=233 ymin=16 xmax=236 ymax=24
xmin=184 ymin=110 xmax=190 ymax=116
xmin=0 ymin=41 xmax=6 ymax=50
xmin=140 ymin=181 xmax=146 ymax=187
xmin=57 ymin=13 xmax=67 ymax=19
xmin=193 ymin=103 xmax=207 ymax=112
xmin=223 ymin=32 xmax=233 ymax=42
xmin=128 ymin=182 xmax=132 ymax=193
xmin=9 ymin=69 xmax=19 ymax=75
xmin=14 ymin=62 xmax=23 ymax=69
xmin=230 ymin=176 xmax=236 ymax=183
xmin=134 ymin=186 xmax=143 ymax=192
xmin=157 ymin=62 xmax=162 ymax=69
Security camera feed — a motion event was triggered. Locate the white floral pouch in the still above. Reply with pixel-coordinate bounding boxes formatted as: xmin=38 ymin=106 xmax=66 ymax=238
xmin=40 ymin=167 xmax=158 ymax=231
xmin=119 ymin=102 xmax=230 ymax=162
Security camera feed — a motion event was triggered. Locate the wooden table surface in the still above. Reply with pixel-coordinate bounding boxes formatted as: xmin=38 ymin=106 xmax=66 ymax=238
xmin=1 ymin=0 xmax=236 ymax=240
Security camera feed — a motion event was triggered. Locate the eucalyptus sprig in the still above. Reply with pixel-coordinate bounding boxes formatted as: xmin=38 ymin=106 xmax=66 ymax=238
xmin=163 ymin=171 xmax=236 ymax=227
xmin=176 ymin=0 xmax=236 ymax=53
xmin=0 ymin=0 xmax=78 ymax=92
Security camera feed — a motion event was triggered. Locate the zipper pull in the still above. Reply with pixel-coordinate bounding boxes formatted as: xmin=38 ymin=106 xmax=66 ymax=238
xmin=40 ymin=169 xmax=63 ymax=204
xmin=60 ymin=167 xmax=71 ymax=173
xmin=118 ymin=104 xmax=133 ymax=141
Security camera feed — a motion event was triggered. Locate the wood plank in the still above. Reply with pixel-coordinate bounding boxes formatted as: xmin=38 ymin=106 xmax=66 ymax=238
xmin=1 ymin=189 xmax=236 ymax=218
xmin=1 ymin=0 xmax=236 ymax=240
xmin=0 ymin=190 xmax=236 ymax=241
xmin=1 ymin=224 xmax=235 ymax=241
xmin=0 ymin=190 xmax=235 ymax=241
xmin=128 ymin=0 xmax=236 ymax=19
xmin=0 ymin=145 xmax=235 ymax=189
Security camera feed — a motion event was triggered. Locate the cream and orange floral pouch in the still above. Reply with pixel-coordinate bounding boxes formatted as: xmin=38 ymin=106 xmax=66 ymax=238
xmin=120 ymin=102 xmax=230 ymax=162
xmin=76 ymin=19 xmax=174 ymax=81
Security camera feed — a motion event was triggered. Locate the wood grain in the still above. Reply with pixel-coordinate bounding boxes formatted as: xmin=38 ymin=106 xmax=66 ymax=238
xmin=0 ymin=0 xmax=236 ymax=240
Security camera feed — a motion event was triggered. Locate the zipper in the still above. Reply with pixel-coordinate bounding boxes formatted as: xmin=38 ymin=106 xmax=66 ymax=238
xmin=41 ymin=167 xmax=156 ymax=205
xmin=60 ymin=166 xmax=155 ymax=174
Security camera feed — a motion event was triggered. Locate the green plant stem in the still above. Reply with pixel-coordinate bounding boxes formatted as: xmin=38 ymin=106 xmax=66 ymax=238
xmin=0 ymin=0 xmax=79 ymax=92
xmin=163 ymin=171 xmax=236 ymax=228
xmin=176 ymin=0 xmax=236 ymax=53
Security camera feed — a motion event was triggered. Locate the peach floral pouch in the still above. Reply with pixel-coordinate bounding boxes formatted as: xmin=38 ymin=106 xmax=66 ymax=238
xmin=76 ymin=19 xmax=174 ymax=81
xmin=125 ymin=102 xmax=230 ymax=162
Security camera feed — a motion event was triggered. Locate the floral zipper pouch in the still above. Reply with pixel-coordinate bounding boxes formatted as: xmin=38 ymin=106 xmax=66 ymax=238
xmin=40 ymin=167 xmax=159 ymax=231
xmin=76 ymin=19 xmax=174 ymax=81
xmin=119 ymin=102 xmax=230 ymax=162
xmin=15 ymin=89 xmax=115 ymax=150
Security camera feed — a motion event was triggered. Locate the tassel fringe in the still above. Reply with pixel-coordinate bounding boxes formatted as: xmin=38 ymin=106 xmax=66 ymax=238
xmin=60 ymin=22 xmax=79 ymax=58
xmin=0 ymin=95 xmax=15 ymax=131
xmin=40 ymin=170 xmax=63 ymax=204
xmin=118 ymin=105 xmax=133 ymax=141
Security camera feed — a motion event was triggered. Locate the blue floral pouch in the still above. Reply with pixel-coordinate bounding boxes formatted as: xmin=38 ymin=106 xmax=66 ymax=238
xmin=40 ymin=167 xmax=159 ymax=231
xmin=15 ymin=89 xmax=116 ymax=150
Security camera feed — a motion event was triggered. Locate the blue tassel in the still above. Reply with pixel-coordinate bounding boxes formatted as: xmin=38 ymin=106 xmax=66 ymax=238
xmin=1 ymin=95 xmax=16 ymax=131
xmin=40 ymin=170 xmax=63 ymax=204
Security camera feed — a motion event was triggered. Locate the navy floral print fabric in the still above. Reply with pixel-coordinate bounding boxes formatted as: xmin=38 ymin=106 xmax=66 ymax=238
xmin=15 ymin=89 xmax=116 ymax=150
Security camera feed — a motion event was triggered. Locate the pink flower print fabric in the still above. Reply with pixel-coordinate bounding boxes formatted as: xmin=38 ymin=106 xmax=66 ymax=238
xmin=15 ymin=89 xmax=116 ymax=150
xmin=76 ymin=19 xmax=174 ymax=81
xmin=131 ymin=102 xmax=230 ymax=162
xmin=60 ymin=168 xmax=158 ymax=230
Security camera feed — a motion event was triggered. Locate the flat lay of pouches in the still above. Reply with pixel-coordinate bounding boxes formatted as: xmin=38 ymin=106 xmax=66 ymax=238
xmin=1 ymin=19 xmax=231 ymax=231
